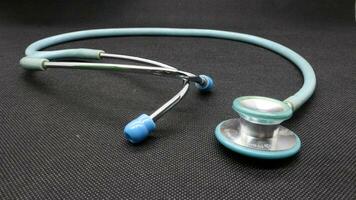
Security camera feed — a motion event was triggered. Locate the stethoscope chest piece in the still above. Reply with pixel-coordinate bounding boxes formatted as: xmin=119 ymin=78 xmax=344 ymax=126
xmin=215 ymin=96 xmax=301 ymax=159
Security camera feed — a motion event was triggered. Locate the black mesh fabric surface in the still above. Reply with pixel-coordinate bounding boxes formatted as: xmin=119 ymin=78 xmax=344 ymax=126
xmin=0 ymin=0 xmax=355 ymax=199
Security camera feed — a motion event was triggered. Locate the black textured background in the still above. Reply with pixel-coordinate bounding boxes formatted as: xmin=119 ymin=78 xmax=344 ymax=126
xmin=0 ymin=0 xmax=355 ymax=199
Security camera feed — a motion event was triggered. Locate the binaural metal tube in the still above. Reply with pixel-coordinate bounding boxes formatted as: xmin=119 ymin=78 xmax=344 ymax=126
xmin=100 ymin=53 xmax=177 ymax=70
xmin=44 ymin=61 xmax=203 ymax=84
xmin=99 ymin=52 xmax=204 ymax=84
xmin=99 ymin=54 xmax=194 ymax=121
xmin=99 ymin=53 xmax=201 ymax=121
xmin=43 ymin=57 xmax=203 ymax=122
xmin=150 ymin=80 xmax=190 ymax=121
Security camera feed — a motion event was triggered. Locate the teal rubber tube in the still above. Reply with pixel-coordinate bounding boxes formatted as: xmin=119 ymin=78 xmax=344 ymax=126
xmin=24 ymin=28 xmax=316 ymax=110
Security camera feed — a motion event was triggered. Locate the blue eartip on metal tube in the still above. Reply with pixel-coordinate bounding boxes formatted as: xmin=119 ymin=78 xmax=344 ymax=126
xmin=124 ymin=114 xmax=156 ymax=143
xmin=195 ymin=75 xmax=214 ymax=92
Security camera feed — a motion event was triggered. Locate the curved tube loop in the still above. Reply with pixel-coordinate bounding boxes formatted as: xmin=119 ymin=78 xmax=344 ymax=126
xmin=24 ymin=28 xmax=315 ymax=111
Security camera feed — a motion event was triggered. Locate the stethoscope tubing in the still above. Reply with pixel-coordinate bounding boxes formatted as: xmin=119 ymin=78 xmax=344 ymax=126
xmin=25 ymin=28 xmax=316 ymax=111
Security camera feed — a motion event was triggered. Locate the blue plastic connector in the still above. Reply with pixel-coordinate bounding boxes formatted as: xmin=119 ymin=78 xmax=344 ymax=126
xmin=124 ymin=114 xmax=156 ymax=143
xmin=195 ymin=75 xmax=214 ymax=92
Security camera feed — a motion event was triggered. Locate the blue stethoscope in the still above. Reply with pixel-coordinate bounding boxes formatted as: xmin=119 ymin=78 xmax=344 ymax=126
xmin=20 ymin=28 xmax=316 ymax=159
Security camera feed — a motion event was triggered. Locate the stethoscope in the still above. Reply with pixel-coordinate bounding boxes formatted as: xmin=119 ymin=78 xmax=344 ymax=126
xmin=20 ymin=28 xmax=316 ymax=159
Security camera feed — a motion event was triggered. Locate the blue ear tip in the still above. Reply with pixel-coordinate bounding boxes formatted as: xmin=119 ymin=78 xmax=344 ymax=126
xmin=124 ymin=114 xmax=156 ymax=143
xmin=195 ymin=75 xmax=214 ymax=92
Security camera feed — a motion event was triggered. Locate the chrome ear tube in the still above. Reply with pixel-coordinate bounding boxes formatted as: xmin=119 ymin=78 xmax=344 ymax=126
xmin=20 ymin=54 xmax=214 ymax=144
